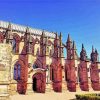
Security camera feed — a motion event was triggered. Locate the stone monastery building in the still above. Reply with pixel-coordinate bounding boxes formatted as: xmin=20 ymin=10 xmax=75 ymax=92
xmin=0 ymin=21 xmax=100 ymax=95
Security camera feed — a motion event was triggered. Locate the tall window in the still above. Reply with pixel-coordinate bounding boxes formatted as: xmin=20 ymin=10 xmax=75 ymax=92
xmin=18 ymin=64 xmax=21 ymax=80
xmin=14 ymin=64 xmax=21 ymax=80
xmin=14 ymin=65 xmax=17 ymax=80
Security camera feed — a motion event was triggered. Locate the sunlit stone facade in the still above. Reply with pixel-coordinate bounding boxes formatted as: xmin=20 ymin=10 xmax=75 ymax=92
xmin=0 ymin=21 xmax=100 ymax=95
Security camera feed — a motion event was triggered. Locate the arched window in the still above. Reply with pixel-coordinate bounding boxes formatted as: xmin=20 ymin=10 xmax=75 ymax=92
xmin=14 ymin=64 xmax=21 ymax=80
xmin=14 ymin=65 xmax=17 ymax=80
xmin=18 ymin=64 xmax=21 ymax=80
xmin=13 ymin=38 xmax=16 ymax=53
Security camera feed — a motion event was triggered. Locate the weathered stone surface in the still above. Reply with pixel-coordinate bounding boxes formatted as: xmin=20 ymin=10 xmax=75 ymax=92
xmin=0 ymin=44 xmax=12 ymax=95
xmin=65 ymin=60 xmax=76 ymax=92
xmin=78 ymin=61 xmax=89 ymax=91
xmin=90 ymin=63 xmax=100 ymax=91
xmin=51 ymin=60 xmax=62 ymax=92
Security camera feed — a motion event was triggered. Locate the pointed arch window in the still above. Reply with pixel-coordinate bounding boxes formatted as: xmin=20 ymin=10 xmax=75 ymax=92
xmin=14 ymin=64 xmax=21 ymax=80
xmin=14 ymin=65 xmax=17 ymax=80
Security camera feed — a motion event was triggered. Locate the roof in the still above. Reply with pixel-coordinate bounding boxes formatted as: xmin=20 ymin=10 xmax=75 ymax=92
xmin=0 ymin=20 xmax=56 ymax=38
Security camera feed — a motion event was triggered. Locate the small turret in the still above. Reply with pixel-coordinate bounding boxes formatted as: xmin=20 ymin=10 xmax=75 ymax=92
xmin=80 ymin=44 xmax=87 ymax=61
xmin=91 ymin=46 xmax=97 ymax=63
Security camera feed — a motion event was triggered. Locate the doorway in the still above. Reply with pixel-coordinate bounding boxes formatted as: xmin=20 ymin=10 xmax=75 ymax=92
xmin=33 ymin=77 xmax=37 ymax=92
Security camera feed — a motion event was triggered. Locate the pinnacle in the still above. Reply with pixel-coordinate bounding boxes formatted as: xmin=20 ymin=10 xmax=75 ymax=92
xmin=92 ymin=45 xmax=95 ymax=53
xmin=67 ymin=34 xmax=72 ymax=42
xmin=73 ymin=41 xmax=76 ymax=49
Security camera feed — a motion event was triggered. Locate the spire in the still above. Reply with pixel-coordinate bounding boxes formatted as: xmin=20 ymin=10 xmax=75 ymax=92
xmin=73 ymin=41 xmax=76 ymax=50
xmin=80 ymin=44 xmax=87 ymax=61
xmin=82 ymin=43 xmax=84 ymax=50
xmin=92 ymin=45 xmax=95 ymax=53
xmin=67 ymin=34 xmax=72 ymax=42
xmin=59 ymin=32 xmax=62 ymax=39
xmin=95 ymin=48 xmax=98 ymax=55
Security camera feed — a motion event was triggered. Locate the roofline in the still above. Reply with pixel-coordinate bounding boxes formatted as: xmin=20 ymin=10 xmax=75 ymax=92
xmin=0 ymin=20 xmax=56 ymax=38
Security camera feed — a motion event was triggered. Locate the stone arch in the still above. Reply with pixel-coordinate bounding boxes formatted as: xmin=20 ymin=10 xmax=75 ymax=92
xmin=32 ymin=72 xmax=46 ymax=93
xmin=11 ymin=58 xmax=28 ymax=94
xmin=11 ymin=59 xmax=19 ymax=80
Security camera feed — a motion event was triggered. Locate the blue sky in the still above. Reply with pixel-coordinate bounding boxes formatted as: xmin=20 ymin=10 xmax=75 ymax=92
xmin=0 ymin=0 xmax=100 ymax=58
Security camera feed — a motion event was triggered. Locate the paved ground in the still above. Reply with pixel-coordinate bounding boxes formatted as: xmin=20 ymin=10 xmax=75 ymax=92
xmin=10 ymin=90 xmax=100 ymax=100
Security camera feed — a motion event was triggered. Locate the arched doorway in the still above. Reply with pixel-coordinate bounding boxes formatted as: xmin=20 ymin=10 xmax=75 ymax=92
xmin=33 ymin=77 xmax=37 ymax=92
xmin=32 ymin=72 xmax=46 ymax=93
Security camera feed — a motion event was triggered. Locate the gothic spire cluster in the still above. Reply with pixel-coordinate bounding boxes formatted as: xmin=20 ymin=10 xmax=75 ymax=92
xmin=66 ymin=34 xmax=99 ymax=62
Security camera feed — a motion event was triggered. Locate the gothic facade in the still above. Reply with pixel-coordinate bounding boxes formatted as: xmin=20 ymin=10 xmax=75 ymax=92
xmin=0 ymin=21 xmax=100 ymax=95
